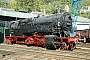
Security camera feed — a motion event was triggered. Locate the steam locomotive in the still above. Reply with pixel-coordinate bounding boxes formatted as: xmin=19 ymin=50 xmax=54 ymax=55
xmin=5 ymin=12 xmax=79 ymax=50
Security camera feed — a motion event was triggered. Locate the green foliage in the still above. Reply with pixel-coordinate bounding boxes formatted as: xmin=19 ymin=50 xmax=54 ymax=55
xmin=82 ymin=0 xmax=90 ymax=6
xmin=80 ymin=12 xmax=90 ymax=19
xmin=14 ymin=0 xmax=44 ymax=12
xmin=1 ymin=0 xmax=90 ymax=18
xmin=6 ymin=0 xmax=17 ymax=9
xmin=40 ymin=0 xmax=65 ymax=14
xmin=0 ymin=0 xmax=1 ymax=7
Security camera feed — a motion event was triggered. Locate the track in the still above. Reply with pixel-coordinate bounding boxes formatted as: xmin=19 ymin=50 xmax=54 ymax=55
xmin=0 ymin=43 xmax=90 ymax=60
xmin=77 ymin=43 xmax=90 ymax=48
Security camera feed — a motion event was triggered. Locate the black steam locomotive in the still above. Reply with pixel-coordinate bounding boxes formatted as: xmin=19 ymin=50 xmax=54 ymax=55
xmin=8 ymin=12 xmax=72 ymax=37
xmin=5 ymin=12 xmax=78 ymax=50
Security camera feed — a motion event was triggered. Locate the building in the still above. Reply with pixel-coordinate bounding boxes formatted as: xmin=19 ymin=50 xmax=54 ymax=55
xmin=76 ymin=16 xmax=90 ymax=30
xmin=0 ymin=8 xmax=38 ymax=43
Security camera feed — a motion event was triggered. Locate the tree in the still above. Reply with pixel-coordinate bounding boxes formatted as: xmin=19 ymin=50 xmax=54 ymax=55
xmin=33 ymin=0 xmax=44 ymax=11
xmin=14 ymin=0 xmax=44 ymax=12
xmin=0 ymin=0 xmax=1 ymax=7
xmin=6 ymin=0 xmax=17 ymax=10
xmin=2 ymin=0 xmax=90 ymax=18
xmin=82 ymin=0 xmax=90 ymax=6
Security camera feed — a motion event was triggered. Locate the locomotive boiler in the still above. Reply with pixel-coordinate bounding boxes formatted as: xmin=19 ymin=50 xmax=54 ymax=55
xmin=5 ymin=12 xmax=79 ymax=50
xmin=9 ymin=12 xmax=72 ymax=36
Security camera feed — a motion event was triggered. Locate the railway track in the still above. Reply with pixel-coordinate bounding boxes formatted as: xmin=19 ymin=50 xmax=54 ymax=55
xmin=0 ymin=43 xmax=90 ymax=60
xmin=77 ymin=43 xmax=90 ymax=48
